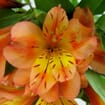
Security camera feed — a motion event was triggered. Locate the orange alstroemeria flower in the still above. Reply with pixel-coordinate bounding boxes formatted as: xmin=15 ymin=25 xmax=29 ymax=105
xmin=0 ymin=26 xmax=11 ymax=82
xmin=85 ymin=85 xmax=105 ymax=105
xmin=3 ymin=6 xmax=97 ymax=102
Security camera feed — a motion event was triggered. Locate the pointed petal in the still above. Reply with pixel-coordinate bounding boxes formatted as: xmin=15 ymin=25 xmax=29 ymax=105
xmin=3 ymin=45 xmax=37 ymax=69
xmin=40 ymin=84 xmax=59 ymax=102
xmin=30 ymin=52 xmax=57 ymax=95
xmin=30 ymin=50 xmax=76 ymax=95
xmin=43 ymin=6 xmax=68 ymax=46
xmin=62 ymin=19 xmax=93 ymax=44
xmin=0 ymin=53 xmax=6 ymax=82
xmin=36 ymin=97 xmax=77 ymax=105
xmin=13 ymin=69 xmax=30 ymax=86
xmin=72 ymin=36 xmax=97 ymax=59
xmin=73 ymin=7 xmax=94 ymax=28
xmin=60 ymin=72 xmax=80 ymax=100
xmin=85 ymin=85 xmax=105 ymax=105
xmin=0 ymin=85 xmax=24 ymax=99
xmin=11 ymin=21 xmax=45 ymax=47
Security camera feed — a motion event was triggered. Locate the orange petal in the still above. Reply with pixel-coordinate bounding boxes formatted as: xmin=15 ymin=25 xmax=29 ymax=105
xmin=60 ymin=71 xmax=80 ymax=100
xmin=43 ymin=6 xmax=68 ymax=47
xmin=73 ymin=7 xmax=94 ymax=28
xmin=0 ymin=26 xmax=11 ymax=50
xmin=30 ymin=50 xmax=76 ymax=95
xmin=13 ymin=69 xmax=30 ymax=86
xmin=0 ymin=53 xmax=6 ymax=82
xmin=2 ymin=96 xmax=35 ymax=105
xmin=62 ymin=19 xmax=93 ymax=44
xmin=40 ymin=84 xmax=59 ymax=102
xmin=11 ymin=21 xmax=45 ymax=47
xmin=72 ymin=36 xmax=97 ymax=59
xmin=90 ymin=50 xmax=105 ymax=74
xmin=76 ymin=54 xmax=93 ymax=74
xmin=80 ymin=74 xmax=88 ymax=88
xmin=85 ymin=85 xmax=105 ymax=105
xmin=3 ymin=45 xmax=37 ymax=69
xmin=0 ymin=84 xmax=24 ymax=99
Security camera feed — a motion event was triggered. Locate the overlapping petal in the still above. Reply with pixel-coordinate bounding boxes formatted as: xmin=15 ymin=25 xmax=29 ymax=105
xmin=30 ymin=50 xmax=76 ymax=96
xmin=73 ymin=7 xmax=94 ymax=28
xmin=60 ymin=71 xmax=80 ymax=100
xmin=3 ymin=45 xmax=37 ymax=69
xmin=2 ymin=96 xmax=35 ymax=105
xmin=90 ymin=41 xmax=105 ymax=74
xmin=0 ymin=84 xmax=24 ymax=99
xmin=13 ymin=68 xmax=30 ymax=86
xmin=11 ymin=21 xmax=45 ymax=47
xmin=43 ymin=6 xmax=68 ymax=47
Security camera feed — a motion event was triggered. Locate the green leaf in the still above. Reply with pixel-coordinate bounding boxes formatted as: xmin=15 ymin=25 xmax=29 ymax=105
xmin=79 ymin=0 xmax=103 ymax=14
xmin=34 ymin=9 xmax=46 ymax=27
xmin=0 ymin=12 xmax=28 ymax=28
xmin=85 ymin=69 xmax=105 ymax=102
xmin=96 ymin=15 xmax=105 ymax=32
xmin=0 ymin=9 xmax=14 ymax=18
xmin=5 ymin=62 xmax=16 ymax=76
xmin=94 ymin=0 xmax=105 ymax=14
xmin=35 ymin=0 xmax=74 ymax=15
xmin=70 ymin=0 xmax=78 ymax=6
xmin=98 ymin=32 xmax=105 ymax=51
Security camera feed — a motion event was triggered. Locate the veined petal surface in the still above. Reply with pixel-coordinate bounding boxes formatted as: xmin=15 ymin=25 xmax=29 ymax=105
xmin=43 ymin=6 xmax=68 ymax=47
xmin=30 ymin=49 xmax=76 ymax=95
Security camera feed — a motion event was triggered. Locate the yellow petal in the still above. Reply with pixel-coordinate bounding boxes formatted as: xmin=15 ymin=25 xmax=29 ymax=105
xmin=60 ymin=71 xmax=80 ymax=100
xmin=43 ymin=6 xmax=68 ymax=47
xmin=85 ymin=85 xmax=105 ymax=105
xmin=11 ymin=21 xmax=45 ymax=47
xmin=36 ymin=97 xmax=78 ymax=105
xmin=30 ymin=50 xmax=76 ymax=95
xmin=30 ymin=51 xmax=57 ymax=95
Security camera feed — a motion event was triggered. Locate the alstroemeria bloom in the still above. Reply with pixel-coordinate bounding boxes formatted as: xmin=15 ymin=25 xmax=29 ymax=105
xmin=3 ymin=6 xmax=97 ymax=102
xmin=0 ymin=26 xmax=11 ymax=82
xmin=85 ymin=85 xmax=105 ymax=105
